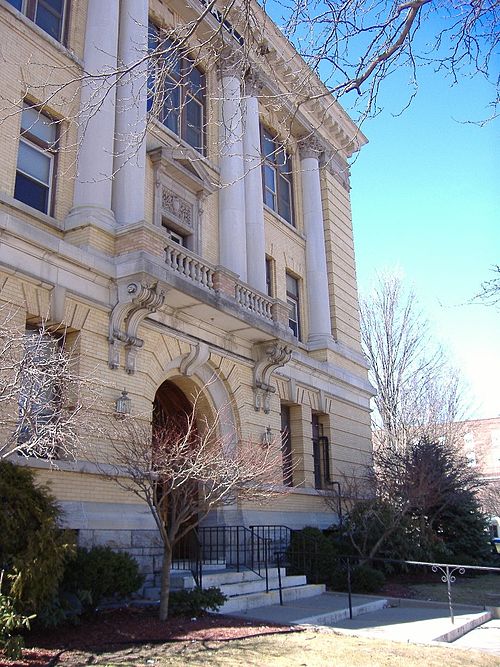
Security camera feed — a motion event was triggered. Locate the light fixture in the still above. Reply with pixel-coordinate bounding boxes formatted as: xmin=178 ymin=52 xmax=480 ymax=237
xmin=262 ymin=426 xmax=273 ymax=446
xmin=114 ymin=389 xmax=131 ymax=419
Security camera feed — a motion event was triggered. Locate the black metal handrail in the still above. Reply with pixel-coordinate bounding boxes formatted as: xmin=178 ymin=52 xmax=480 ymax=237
xmin=171 ymin=529 xmax=203 ymax=587
xmin=198 ymin=526 xmax=271 ymax=591
xmin=275 ymin=544 xmax=500 ymax=625
xmin=250 ymin=525 xmax=293 ymax=564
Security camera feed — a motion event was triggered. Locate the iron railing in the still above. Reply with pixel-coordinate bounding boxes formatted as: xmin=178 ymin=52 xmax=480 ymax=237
xmin=275 ymin=541 xmax=500 ymax=624
xmin=198 ymin=526 xmax=271 ymax=591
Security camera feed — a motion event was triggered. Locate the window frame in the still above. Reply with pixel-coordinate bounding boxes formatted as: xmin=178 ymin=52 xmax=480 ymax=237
xmin=17 ymin=325 xmax=65 ymax=459
xmin=14 ymin=103 xmax=59 ymax=216
xmin=280 ymin=404 xmax=293 ymax=487
xmin=6 ymin=0 xmax=68 ymax=43
xmin=312 ymin=414 xmax=331 ymax=490
xmin=260 ymin=126 xmax=294 ymax=226
xmin=148 ymin=24 xmax=206 ymax=155
xmin=286 ymin=272 xmax=301 ymax=340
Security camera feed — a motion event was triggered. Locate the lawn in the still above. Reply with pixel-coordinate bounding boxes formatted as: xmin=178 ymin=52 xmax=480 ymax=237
xmin=409 ymin=573 xmax=500 ymax=607
xmin=33 ymin=629 xmax=499 ymax=666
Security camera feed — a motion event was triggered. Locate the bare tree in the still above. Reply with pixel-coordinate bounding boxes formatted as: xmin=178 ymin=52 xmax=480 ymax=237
xmin=272 ymin=0 xmax=499 ymax=119
xmin=325 ymin=436 xmax=485 ymax=560
xmin=0 ymin=311 xmax=97 ymax=463
xmin=103 ymin=387 xmax=285 ymax=620
xmin=474 ymin=265 xmax=500 ymax=308
xmin=360 ymin=272 xmax=466 ymax=453
xmin=2 ymin=0 xmax=497 ymax=175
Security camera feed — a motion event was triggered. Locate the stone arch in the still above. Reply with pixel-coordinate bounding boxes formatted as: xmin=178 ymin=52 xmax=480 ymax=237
xmin=155 ymin=352 xmax=240 ymax=447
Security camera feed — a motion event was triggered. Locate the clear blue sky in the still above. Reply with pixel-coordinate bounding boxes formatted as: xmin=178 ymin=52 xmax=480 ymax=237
xmin=348 ymin=69 xmax=499 ymax=419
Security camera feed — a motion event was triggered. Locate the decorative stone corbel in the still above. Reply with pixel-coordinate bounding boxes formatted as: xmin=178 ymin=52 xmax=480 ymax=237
xmin=253 ymin=341 xmax=292 ymax=414
xmin=109 ymin=281 xmax=165 ymax=374
xmin=180 ymin=342 xmax=210 ymax=376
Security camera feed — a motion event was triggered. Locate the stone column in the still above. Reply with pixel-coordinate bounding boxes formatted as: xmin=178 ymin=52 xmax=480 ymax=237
xmin=243 ymin=72 xmax=266 ymax=293
xmin=299 ymin=140 xmax=333 ymax=345
xmin=218 ymin=50 xmax=247 ymax=281
xmin=112 ymin=0 xmax=148 ymax=225
xmin=67 ymin=0 xmax=120 ymax=231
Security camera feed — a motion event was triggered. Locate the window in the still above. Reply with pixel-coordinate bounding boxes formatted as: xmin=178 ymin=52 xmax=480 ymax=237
xmin=6 ymin=0 xmax=67 ymax=42
xmin=280 ymin=404 xmax=293 ymax=486
xmin=163 ymin=225 xmax=187 ymax=247
xmin=14 ymin=104 xmax=58 ymax=214
xmin=261 ymin=127 xmax=294 ymax=225
xmin=148 ymin=24 xmax=205 ymax=154
xmin=17 ymin=326 xmax=63 ymax=458
xmin=265 ymin=257 xmax=274 ymax=297
xmin=312 ymin=414 xmax=331 ymax=489
xmin=286 ymin=273 xmax=301 ymax=340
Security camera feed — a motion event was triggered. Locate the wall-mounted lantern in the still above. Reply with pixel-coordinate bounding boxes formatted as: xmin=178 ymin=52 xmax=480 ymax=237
xmin=114 ymin=389 xmax=131 ymax=419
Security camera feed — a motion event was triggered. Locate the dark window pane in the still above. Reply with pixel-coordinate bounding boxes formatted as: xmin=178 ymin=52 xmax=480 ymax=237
xmin=278 ymin=175 xmax=292 ymax=222
xmin=42 ymin=0 xmax=63 ymax=12
xmin=185 ymin=98 xmax=203 ymax=150
xmin=264 ymin=164 xmax=276 ymax=191
xmin=186 ymin=66 xmax=204 ymax=99
xmin=263 ymin=189 xmax=275 ymax=209
xmin=161 ymin=79 xmax=180 ymax=133
xmin=35 ymin=5 xmax=62 ymax=40
xmin=15 ymin=172 xmax=49 ymax=213
xmin=262 ymin=130 xmax=275 ymax=159
xmin=6 ymin=0 xmax=23 ymax=10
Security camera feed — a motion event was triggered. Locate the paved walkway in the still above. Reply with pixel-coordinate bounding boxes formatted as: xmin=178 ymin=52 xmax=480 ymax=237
xmin=227 ymin=592 xmax=500 ymax=655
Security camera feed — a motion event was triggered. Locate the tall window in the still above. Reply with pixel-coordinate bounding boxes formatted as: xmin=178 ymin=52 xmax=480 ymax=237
xmin=261 ymin=127 xmax=294 ymax=225
xmin=17 ymin=327 xmax=62 ymax=458
xmin=286 ymin=273 xmax=301 ymax=340
xmin=312 ymin=414 xmax=331 ymax=490
xmin=14 ymin=104 xmax=58 ymax=215
xmin=148 ymin=25 xmax=205 ymax=154
xmin=6 ymin=0 xmax=67 ymax=42
xmin=280 ymin=404 xmax=293 ymax=486
xmin=265 ymin=257 xmax=274 ymax=297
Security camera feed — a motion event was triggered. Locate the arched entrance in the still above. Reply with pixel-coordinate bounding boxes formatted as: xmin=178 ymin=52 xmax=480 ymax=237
xmin=152 ymin=379 xmax=200 ymax=562
xmin=153 ymin=379 xmax=194 ymax=430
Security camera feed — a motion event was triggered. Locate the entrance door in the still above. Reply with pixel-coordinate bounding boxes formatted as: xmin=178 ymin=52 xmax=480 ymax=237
xmin=153 ymin=380 xmax=199 ymax=560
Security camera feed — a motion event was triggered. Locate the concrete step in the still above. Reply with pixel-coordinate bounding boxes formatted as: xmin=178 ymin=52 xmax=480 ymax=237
xmin=219 ymin=574 xmax=307 ymax=598
xmin=201 ymin=567 xmax=286 ymax=588
xmin=218 ymin=583 xmax=326 ymax=613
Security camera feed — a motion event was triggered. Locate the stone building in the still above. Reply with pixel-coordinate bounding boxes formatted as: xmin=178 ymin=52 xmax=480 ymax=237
xmin=0 ymin=0 xmax=373 ymax=560
xmin=460 ymin=417 xmax=500 ymax=538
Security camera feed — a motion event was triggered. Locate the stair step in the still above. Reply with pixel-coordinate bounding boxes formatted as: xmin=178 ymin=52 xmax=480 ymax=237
xmin=218 ymin=584 xmax=326 ymax=613
xmin=219 ymin=575 xmax=306 ymax=597
xmin=201 ymin=567 xmax=286 ymax=587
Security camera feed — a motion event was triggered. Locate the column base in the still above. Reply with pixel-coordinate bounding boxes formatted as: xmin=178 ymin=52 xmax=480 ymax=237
xmin=307 ymin=333 xmax=336 ymax=350
xmin=64 ymin=205 xmax=116 ymax=255
xmin=64 ymin=205 xmax=116 ymax=234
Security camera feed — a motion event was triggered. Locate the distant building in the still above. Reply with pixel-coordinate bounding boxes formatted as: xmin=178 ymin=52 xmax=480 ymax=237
xmin=459 ymin=417 xmax=500 ymax=537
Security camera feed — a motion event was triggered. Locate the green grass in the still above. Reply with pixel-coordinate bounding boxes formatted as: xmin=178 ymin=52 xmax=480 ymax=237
xmin=62 ymin=629 xmax=500 ymax=666
xmin=410 ymin=573 xmax=500 ymax=606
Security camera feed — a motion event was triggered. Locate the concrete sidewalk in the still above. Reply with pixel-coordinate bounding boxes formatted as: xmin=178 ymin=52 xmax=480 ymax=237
xmin=227 ymin=592 xmax=500 ymax=654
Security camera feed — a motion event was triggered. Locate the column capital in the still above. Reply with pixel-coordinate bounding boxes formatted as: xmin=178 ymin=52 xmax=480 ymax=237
xmin=298 ymin=136 xmax=325 ymax=160
xmin=244 ymin=69 xmax=265 ymax=97
xmin=218 ymin=47 xmax=246 ymax=79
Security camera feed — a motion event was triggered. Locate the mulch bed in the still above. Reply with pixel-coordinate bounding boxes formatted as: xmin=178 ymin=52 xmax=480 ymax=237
xmin=1 ymin=606 xmax=297 ymax=667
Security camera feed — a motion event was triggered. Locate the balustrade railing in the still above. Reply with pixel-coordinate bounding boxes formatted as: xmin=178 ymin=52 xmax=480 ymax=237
xmin=235 ymin=284 xmax=273 ymax=321
xmin=165 ymin=241 xmax=215 ymax=291
xmin=164 ymin=241 xmax=277 ymax=325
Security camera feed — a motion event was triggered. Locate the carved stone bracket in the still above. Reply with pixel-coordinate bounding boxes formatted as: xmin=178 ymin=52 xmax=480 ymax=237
xmin=109 ymin=281 xmax=166 ymax=374
xmin=180 ymin=342 xmax=210 ymax=376
xmin=253 ymin=341 xmax=292 ymax=414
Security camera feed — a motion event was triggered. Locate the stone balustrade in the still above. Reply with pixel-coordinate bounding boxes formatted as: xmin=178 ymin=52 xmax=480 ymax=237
xmin=164 ymin=239 xmax=279 ymax=326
